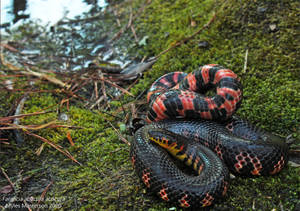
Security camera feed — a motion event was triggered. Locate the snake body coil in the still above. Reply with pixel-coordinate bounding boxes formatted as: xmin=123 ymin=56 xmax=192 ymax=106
xmin=130 ymin=64 xmax=289 ymax=208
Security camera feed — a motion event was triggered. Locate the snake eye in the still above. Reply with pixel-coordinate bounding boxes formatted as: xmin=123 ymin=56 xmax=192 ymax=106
xmin=129 ymin=118 xmax=146 ymax=134
xmin=226 ymin=124 xmax=233 ymax=131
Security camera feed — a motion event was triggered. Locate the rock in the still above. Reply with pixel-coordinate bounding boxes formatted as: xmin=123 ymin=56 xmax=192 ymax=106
xmin=198 ymin=41 xmax=210 ymax=48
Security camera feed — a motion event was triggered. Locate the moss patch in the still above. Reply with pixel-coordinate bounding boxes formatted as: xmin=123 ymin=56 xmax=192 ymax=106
xmin=0 ymin=0 xmax=299 ymax=210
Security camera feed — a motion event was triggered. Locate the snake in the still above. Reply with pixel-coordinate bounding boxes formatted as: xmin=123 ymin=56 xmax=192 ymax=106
xmin=130 ymin=64 xmax=289 ymax=208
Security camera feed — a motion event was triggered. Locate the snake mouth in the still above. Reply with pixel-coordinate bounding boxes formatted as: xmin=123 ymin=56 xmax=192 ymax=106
xmin=131 ymin=64 xmax=289 ymax=208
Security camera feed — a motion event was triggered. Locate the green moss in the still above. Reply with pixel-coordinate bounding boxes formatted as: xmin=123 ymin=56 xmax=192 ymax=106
xmin=129 ymin=0 xmax=299 ymax=209
xmin=220 ymin=167 xmax=300 ymax=210
xmin=1 ymin=0 xmax=299 ymax=210
xmin=133 ymin=0 xmax=299 ymax=135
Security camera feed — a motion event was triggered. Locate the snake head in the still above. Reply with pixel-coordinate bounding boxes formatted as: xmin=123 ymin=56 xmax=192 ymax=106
xmin=129 ymin=118 xmax=147 ymax=135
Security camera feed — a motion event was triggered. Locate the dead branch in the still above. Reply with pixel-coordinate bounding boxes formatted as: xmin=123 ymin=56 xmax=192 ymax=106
xmin=0 ymin=43 xmax=19 ymax=53
xmin=37 ymin=181 xmax=54 ymax=206
xmin=0 ymin=53 xmax=70 ymax=89
xmin=101 ymin=75 xmax=140 ymax=109
xmin=13 ymin=95 xmax=28 ymax=143
xmin=131 ymin=103 xmax=137 ymax=119
xmin=106 ymin=120 xmax=130 ymax=146
xmin=94 ymin=81 xmax=99 ymax=100
xmin=56 ymin=11 xmax=103 ymax=25
xmin=113 ymin=10 xmax=121 ymax=27
xmin=24 ymin=131 xmax=82 ymax=165
xmin=89 ymin=96 xmax=105 ymax=109
xmin=99 ymin=72 xmax=110 ymax=109
xmin=243 ymin=49 xmax=249 ymax=73
xmin=0 ymin=122 xmax=83 ymax=130
xmin=21 ymin=68 xmax=70 ymax=89
xmin=0 ymin=175 xmax=31 ymax=194
xmin=131 ymin=25 xmax=139 ymax=43
xmin=112 ymin=99 xmax=146 ymax=116
xmin=94 ymin=74 xmax=134 ymax=96
xmin=0 ymin=111 xmax=50 ymax=123
xmin=0 ymin=53 xmax=20 ymax=70
xmin=0 ymin=167 xmax=15 ymax=192
xmin=109 ymin=0 xmax=152 ymax=43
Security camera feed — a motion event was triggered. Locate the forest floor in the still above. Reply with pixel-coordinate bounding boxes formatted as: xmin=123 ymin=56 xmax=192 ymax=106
xmin=0 ymin=0 xmax=299 ymax=210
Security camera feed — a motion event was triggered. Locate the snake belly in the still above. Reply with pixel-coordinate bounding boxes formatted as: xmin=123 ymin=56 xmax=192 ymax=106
xmin=130 ymin=64 xmax=289 ymax=208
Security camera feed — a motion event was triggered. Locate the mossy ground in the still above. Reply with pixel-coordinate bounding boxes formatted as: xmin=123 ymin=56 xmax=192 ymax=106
xmin=0 ymin=0 xmax=299 ymax=210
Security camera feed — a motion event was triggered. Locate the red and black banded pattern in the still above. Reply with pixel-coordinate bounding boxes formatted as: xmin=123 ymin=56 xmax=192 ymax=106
xmin=131 ymin=125 xmax=229 ymax=208
xmin=131 ymin=64 xmax=289 ymax=209
xmin=131 ymin=118 xmax=289 ymax=208
xmin=146 ymin=64 xmax=242 ymax=122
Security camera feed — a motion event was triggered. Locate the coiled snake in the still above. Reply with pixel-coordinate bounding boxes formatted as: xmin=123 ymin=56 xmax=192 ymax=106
xmin=130 ymin=64 xmax=289 ymax=208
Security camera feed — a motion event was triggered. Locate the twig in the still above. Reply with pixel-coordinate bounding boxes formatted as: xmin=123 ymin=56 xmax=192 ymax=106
xmin=0 ymin=167 xmax=15 ymax=192
xmin=95 ymin=75 xmax=134 ymax=96
xmin=131 ymin=103 xmax=137 ymax=119
xmin=87 ymin=109 xmax=124 ymax=121
xmin=89 ymin=96 xmax=104 ymax=110
xmin=106 ymin=120 xmax=130 ymax=146
xmin=112 ymin=99 xmax=146 ymax=116
xmin=0 ymin=176 xmax=32 ymax=194
xmin=127 ymin=7 xmax=133 ymax=28
xmin=21 ymin=68 xmax=70 ymax=89
xmin=61 ymin=89 xmax=88 ymax=102
xmin=13 ymin=95 xmax=28 ymax=143
xmin=0 ymin=139 xmax=9 ymax=142
xmin=0 ymin=111 xmax=49 ymax=123
xmin=101 ymin=75 xmax=140 ymax=109
xmin=0 ymin=53 xmax=20 ymax=70
xmin=120 ymin=101 xmax=127 ymax=117
xmin=109 ymin=0 xmax=152 ymax=43
xmin=36 ymin=143 xmax=45 ymax=156
xmin=68 ymin=78 xmax=86 ymax=92
xmin=1 ymin=120 xmax=82 ymax=130
xmin=243 ymin=49 xmax=249 ymax=73
xmin=24 ymin=131 xmax=82 ymax=166
xmin=37 ymin=181 xmax=54 ymax=206
xmin=0 ymin=43 xmax=19 ymax=53
xmin=131 ymin=25 xmax=139 ymax=42
xmin=1 ymin=54 xmax=69 ymax=88
xmin=113 ymin=10 xmax=121 ymax=27
xmin=60 ymin=98 xmax=70 ymax=111
xmin=0 ymin=88 xmax=63 ymax=94
xmin=56 ymin=11 xmax=103 ymax=25
xmin=0 ymin=168 xmax=43 ymax=184
xmin=99 ymin=72 xmax=110 ymax=109
xmin=153 ymin=12 xmax=217 ymax=60
xmin=94 ymin=81 xmax=99 ymax=100
xmin=22 ymin=199 xmax=32 ymax=211
xmin=4 ymin=178 xmax=23 ymax=210
xmin=110 ymin=10 xmax=133 ymax=42
xmin=0 ymin=74 xmax=24 ymax=77
xmin=289 ymin=149 xmax=300 ymax=154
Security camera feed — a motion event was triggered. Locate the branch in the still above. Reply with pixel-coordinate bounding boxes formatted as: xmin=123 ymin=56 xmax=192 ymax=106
xmin=154 ymin=13 xmax=217 ymax=60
